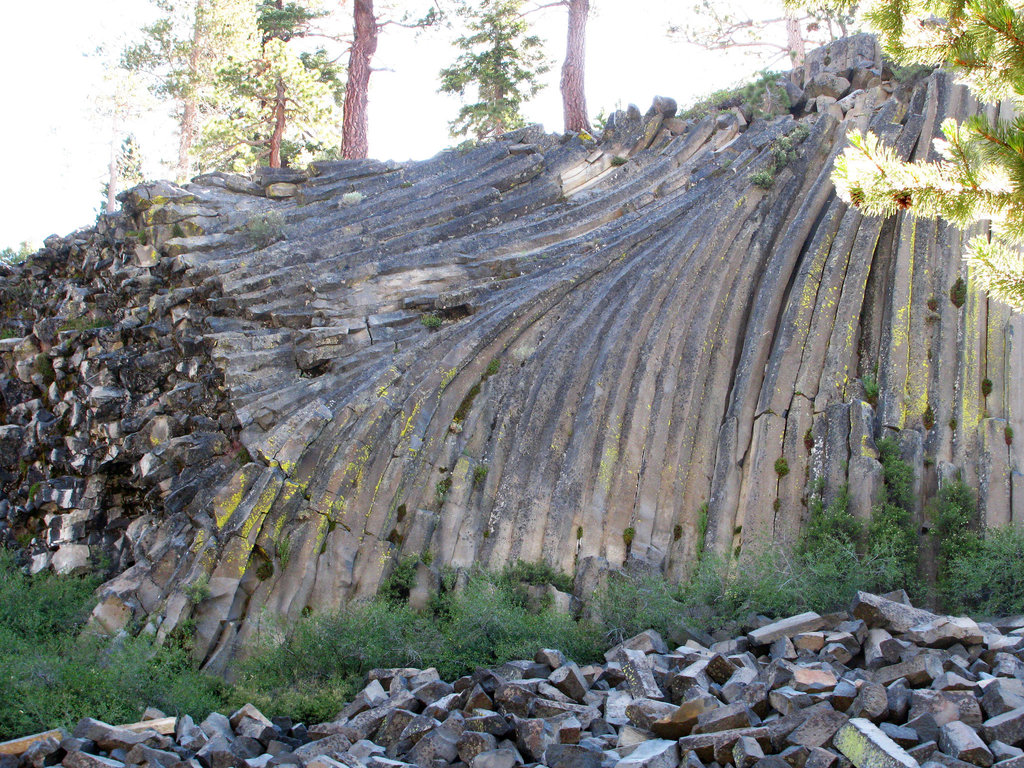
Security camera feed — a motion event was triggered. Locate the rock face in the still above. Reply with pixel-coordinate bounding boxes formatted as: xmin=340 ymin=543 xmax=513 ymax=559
xmin=3 ymin=592 xmax=1024 ymax=768
xmin=1 ymin=35 xmax=1022 ymax=665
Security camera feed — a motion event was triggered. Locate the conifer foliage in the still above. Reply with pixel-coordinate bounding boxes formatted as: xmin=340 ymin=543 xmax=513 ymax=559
xmin=200 ymin=1 xmax=345 ymax=170
xmin=824 ymin=0 xmax=1024 ymax=311
xmin=439 ymin=0 xmax=550 ymax=140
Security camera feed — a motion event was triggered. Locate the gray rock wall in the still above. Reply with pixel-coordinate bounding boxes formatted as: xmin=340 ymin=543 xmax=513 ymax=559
xmin=1 ymin=36 xmax=1020 ymax=669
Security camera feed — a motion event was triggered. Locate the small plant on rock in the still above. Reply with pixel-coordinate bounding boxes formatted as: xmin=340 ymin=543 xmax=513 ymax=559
xmin=472 ymin=464 xmax=488 ymax=486
xmin=421 ymin=314 xmax=443 ymax=329
xmin=774 ymin=456 xmax=789 ymax=478
xmin=244 ymin=211 xmax=286 ymax=248
xmin=950 ymin=277 xmax=967 ymax=308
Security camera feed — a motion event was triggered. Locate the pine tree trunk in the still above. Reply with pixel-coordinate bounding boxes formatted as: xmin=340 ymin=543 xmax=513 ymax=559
xmin=785 ymin=12 xmax=805 ymax=68
xmin=177 ymin=99 xmax=198 ymax=182
xmin=176 ymin=0 xmax=205 ymax=182
xmin=270 ymin=76 xmax=287 ymax=168
xmin=107 ymin=112 xmax=120 ymax=214
xmin=342 ymin=0 xmax=378 ymax=159
xmin=560 ymin=0 xmax=590 ymax=133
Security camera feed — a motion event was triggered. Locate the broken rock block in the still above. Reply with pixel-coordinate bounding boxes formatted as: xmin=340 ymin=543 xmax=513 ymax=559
xmin=833 ymin=718 xmax=920 ymax=768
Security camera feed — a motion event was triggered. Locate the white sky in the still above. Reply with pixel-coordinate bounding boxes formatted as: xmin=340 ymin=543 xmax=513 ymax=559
xmin=0 ymin=0 xmax=779 ymax=248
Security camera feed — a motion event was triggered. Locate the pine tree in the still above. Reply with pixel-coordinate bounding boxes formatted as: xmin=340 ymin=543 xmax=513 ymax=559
xmin=673 ymin=0 xmax=857 ymax=67
xmin=101 ymin=136 xmax=147 ymax=212
xmin=822 ymin=0 xmax=1024 ymax=311
xmin=123 ymin=0 xmax=258 ymax=180
xmin=439 ymin=0 xmax=550 ymax=140
xmin=198 ymin=0 xmax=345 ymax=170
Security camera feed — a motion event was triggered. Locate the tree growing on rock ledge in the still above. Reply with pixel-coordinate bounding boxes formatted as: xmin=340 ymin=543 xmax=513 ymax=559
xmin=439 ymin=0 xmax=550 ymax=140
xmin=672 ymin=0 xmax=858 ymax=68
xmin=199 ymin=0 xmax=345 ymax=170
xmin=819 ymin=0 xmax=1024 ymax=311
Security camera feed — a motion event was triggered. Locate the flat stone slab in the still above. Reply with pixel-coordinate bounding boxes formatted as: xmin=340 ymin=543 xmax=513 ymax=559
xmin=834 ymin=718 xmax=920 ymax=768
xmin=748 ymin=613 xmax=825 ymax=645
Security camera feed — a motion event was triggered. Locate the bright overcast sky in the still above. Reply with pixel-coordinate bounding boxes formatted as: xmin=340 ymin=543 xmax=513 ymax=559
xmin=0 ymin=0 xmax=779 ymax=248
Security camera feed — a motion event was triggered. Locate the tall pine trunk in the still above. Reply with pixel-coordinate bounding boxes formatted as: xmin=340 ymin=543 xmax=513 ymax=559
xmin=560 ymin=0 xmax=590 ymax=133
xmin=785 ymin=11 xmax=805 ymax=68
xmin=176 ymin=0 xmax=205 ymax=182
xmin=270 ymin=76 xmax=287 ymax=168
xmin=106 ymin=112 xmax=120 ymax=213
xmin=342 ymin=0 xmax=378 ymax=159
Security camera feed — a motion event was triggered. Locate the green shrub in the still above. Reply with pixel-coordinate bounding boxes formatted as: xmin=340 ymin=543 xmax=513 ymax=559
xmin=877 ymin=437 xmax=915 ymax=511
xmin=923 ymin=404 xmax=935 ymax=430
xmin=1006 ymin=425 xmax=1014 ymax=445
xmin=862 ymin=372 xmax=880 ymax=406
xmin=379 ymin=556 xmax=419 ymax=605
xmin=751 ymin=169 xmax=776 ymax=189
xmin=421 ymin=313 xmax=443 ymax=329
xmin=472 ymin=464 xmax=489 ymax=486
xmin=750 ymin=125 xmax=810 ymax=190
xmin=622 ymin=526 xmax=636 ymax=547
xmin=233 ymin=570 xmax=601 ymax=722
xmin=774 ymin=457 xmax=790 ymax=477
xmin=941 ymin=526 xmax=1024 ymax=615
xmin=929 ymin=479 xmax=978 ymax=580
xmin=950 ymin=277 xmax=967 ymax=308
xmin=595 ymin=571 xmax=689 ymax=644
xmin=243 ymin=211 xmax=286 ymax=248
xmin=0 ymin=552 xmax=225 ymax=739
xmin=982 ymin=378 xmax=993 ymax=397
xmin=800 ymin=484 xmax=861 ymax=553
xmin=610 ymin=156 xmax=628 ymax=167
xmin=499 ymin=560 xmax=573 ymax=594
xmin=435 ymin=477 xmax=452 ymax=504
xmin=678 ymin=69 xmax=790 ymax=121
xmin=35 ymin=354 xmax=55 ymax=386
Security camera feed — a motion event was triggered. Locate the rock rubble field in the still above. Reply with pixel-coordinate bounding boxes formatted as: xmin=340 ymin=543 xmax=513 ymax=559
xmin=3 ymin=592 xmax=1023 ymax=768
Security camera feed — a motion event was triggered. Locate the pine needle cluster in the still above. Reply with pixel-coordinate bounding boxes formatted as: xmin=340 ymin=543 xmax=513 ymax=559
xmin=824 ymin=0 xmax=1024 ymax=311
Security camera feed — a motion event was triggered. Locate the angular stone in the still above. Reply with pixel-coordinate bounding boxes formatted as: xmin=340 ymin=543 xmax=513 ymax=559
xmin=405 ymin=723 xmax=460 ymax=765
xmin=652 ymin=695 xmax=720 ymax=739
xmin=749 ymin=614 xmax=825 ymax=646
xmin=833 ymin=718 xmax=920 ymax=768
xmin=851 ymin=593 xmax=939 ymax=634
xmin=938 ymin=722 xmax=992 ymax=767
xmin=62 ymin=753 xmax=125 ymax=768
xmin=628 ymin=699 xmax=679 ymax=731
xmin=471 ymin=749 xmax=517 ymax=768
xmin=550 ymin=663 xmax=589 ymax=703
xmin=677 ymin=726 xmax=770 ymax=764
xmin=734 ymin=736 xmax=766 ymax=768
xmin=792 ymin=668 xmax=838 ymax=693
xmin=981 ymin=708 xmax=1024 ymax=747
xmin=457 ymin=731 xmax=498 ymax=763
xmin=617 ymin=739 xmax=680 ymax=768
xmin=865 ymin=630 xmax=902 ymax=669
xmin=544 ymin=743 xmax=602 ymax=768
xmin=622 ymin=649 xmax=665 ymax=700
xmin=693 ymin=702 xmax=757 ymax=734
xmin=851 ymin=683 xmax=890 ymax=723
xmin=786 ymin=706 xmax=849 ymax=749
xmin=905 ymin=618 xmax=984 ymax=649
xmin=874 ymin=655 xmax=945 ymax=687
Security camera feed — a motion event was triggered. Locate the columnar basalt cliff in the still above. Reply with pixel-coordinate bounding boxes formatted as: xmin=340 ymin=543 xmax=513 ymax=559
xmin=0 ymin=36 xmax=1020 ymax=668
